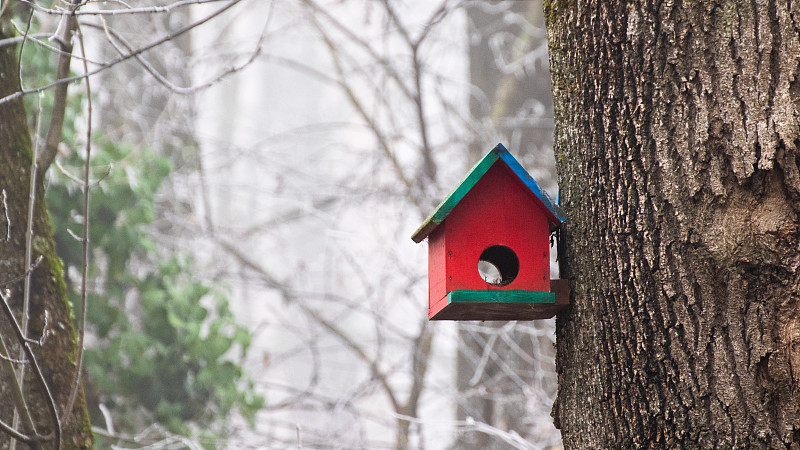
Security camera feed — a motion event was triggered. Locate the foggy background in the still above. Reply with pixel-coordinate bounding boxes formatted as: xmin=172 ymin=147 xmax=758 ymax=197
xmin=26 ymin=0 xmax=561 ymax=448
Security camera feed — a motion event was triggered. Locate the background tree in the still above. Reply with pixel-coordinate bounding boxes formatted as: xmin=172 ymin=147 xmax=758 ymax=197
xmin=546 ymin=0 xmax=800 ymax=447
xmin=0 ymin=0 xmax=263 ymax=447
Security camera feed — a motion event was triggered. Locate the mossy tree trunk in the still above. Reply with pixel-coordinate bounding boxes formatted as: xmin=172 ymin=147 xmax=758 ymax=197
xmin=546 ymin=0 xmax=800 ymax=447
xmin=0 ymin=17 xmax=92 ymax=450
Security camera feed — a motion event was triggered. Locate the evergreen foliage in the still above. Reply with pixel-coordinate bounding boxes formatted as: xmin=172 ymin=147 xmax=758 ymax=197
xmin=47 ymin=140 xmax=263 ymax=440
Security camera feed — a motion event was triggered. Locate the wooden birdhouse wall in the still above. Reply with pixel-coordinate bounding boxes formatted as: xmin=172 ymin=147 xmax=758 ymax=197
xmin=427 ymin=222 xmax=448 ymax=314
xmin=427 ymin=161 xmax=551 ymax=316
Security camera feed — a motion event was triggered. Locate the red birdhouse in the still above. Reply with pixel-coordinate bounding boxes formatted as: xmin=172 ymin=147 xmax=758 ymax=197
xmin=411 ymin=144 xmax=568 ymax=320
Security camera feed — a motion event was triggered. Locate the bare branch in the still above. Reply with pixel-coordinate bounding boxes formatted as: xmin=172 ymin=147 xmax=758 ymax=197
xmin=378 ymin=0 xmax=458 ymax=183
xmin=215 ymin=237 xmax=403 ymax=414
xmin=53 ymin=159 xmax=112 ymax=187
xmin=410 ymin=45 xmax=436 ymax=182
xmin=11 ymin=87 xmax=46 ymax=447
xmin=0 ymin=331 xmax=38 ymax=441
xmin=22 ymin=0 xmax=230 ymax=16
xmin=37 ymin=0 xmax=79 ymax=173
xmin=61 ymin=19 xmax=92 ymax=426
xmin=304 ymin=9 xmax=415 ymax=196
xmin=0 ymin=256 xmax=43 ymax=288
xmin=0 ymin=417 xmax=34 ymax=447
xmin=82 ymin=0 xmax=270 ymax=95
xmin=1 ymin=189 xmax=9 ymax=242
xmin=0 ymin=0 xmax=242 ymax=107
xmin=0 ymin=291 xmax=61 ymax=450
xmin=300 ymin=0 xmax=414 ymax=100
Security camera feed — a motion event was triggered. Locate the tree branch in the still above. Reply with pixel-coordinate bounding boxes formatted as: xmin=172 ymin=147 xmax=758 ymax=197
xmin=0 ymin=291 xmax=61 ymax=450
xmin=304 ymin=10 xmax=415 ymax=196
xmin=0 ymin=416 xmax=34 ymax=448
xmin=0 ymin=0 xmax=242 ymax=107
xmin=61 ymin=19 xmax=91 ymax=427
xmin=22 ymin=0 xmax=229 ymax=16
xmin=37 ymin=1 xmax=78 ymax=174
xmin=82 ymin=5 xmax=268 ymax=95
xmin=215 ymin=237 xmax=403 ymax=414
xmin=0 ymin=332 xmax=38 ymax=440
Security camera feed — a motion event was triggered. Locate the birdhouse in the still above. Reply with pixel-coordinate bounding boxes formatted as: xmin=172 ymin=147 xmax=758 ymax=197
xmin=411 ymin=144 xmax=568 ymax=321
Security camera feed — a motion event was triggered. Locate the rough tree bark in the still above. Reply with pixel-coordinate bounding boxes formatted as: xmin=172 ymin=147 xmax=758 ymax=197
xmin=0 ymin=15 xmax=93 ymax=450
xmin=545 ymin=0 xmax=800 ymax=447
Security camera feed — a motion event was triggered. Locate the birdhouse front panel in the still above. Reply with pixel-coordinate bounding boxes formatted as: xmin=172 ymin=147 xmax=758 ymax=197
xmin=412 ymin=143 xmax=567 ymax=321
xmin=444 ymin=161 xmax=550 ymax=292
xmin=427 ymin=162 xmax=552 ymax=319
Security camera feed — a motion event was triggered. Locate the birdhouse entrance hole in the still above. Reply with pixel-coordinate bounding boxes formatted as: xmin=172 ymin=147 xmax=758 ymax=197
xmin=478 ymin=245 xmax=519 ymax=287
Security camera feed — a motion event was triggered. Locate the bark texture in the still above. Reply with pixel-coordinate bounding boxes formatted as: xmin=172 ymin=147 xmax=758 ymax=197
xmin=0 ymin=18 xmax=93 ymax=450
xmin=546 ymin=0 xmax=800 ymax=448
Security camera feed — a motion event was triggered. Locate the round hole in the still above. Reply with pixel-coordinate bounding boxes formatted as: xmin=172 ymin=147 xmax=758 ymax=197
xmin=478 ymin=245 xmax=519 ymax=287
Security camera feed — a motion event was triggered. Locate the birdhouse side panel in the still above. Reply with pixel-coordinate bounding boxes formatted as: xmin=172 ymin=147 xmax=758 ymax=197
xmin=443 ymin=162 xmax=551 ymax=294
xmin=427 ymin=225 xmax=449 ymax=318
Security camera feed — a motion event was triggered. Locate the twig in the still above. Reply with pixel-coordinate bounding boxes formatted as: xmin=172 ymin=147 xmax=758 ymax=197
xmin=0 ymin=417 xmax=34 ymax=447
xmin=0 ymin=256 xmax=44 ymax=288
xmin=98 ymin=404 xmax=114 ymax=435
xmin=0 ymin=330 xmax=38 ymax=440
xmin=390 ymin=413 xmax=537 ymax=450
xmin=12 ymin=87 xmax=45 ymax=450
xmin=22 ymin=0 xmax=228 ymax=16
xmin=61 ymin=19 xmax=91 ymax=427
xmin=468 ymin=331 xmax=499 ymax=386
xmin=216 ymin=237 xmax=403 ymax=414
xmin=0 ymin=33 xmax=104 ymax=65
xmin=21 ymin=92 xmax=44 ymax=355
xmin=0 ymin=0 xmax=242 ymax=107
xmin=0 ymin=291 xmax=61 ymax=450
xmin=305 ymin=12 xmax=414 ymax=194
xmin=54 ymin=159 xmax=111 ymax=187
xmin=16 ymin=3 xmax=34 ymax=90
xmin=0 ymin=33 xmax=60 ymax=48
xmin=1 ymin=189 xmax=9 ymax=242
xmin=405 ymin=319 xmax=433 ymax=415
xmin=0 ymin=353 xmax=28 ymax=364
xmin=37 ymin=0 xmax=79 ymax=173
xmin=84 ymin=0 xmax=269 ymax=95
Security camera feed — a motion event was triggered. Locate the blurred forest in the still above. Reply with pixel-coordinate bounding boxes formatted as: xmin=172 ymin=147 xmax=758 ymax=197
xmin=1 ymin=0 xmax=561 ymax=448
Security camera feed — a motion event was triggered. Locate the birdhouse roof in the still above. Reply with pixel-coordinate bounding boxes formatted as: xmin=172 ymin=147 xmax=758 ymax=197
xmin=411 ymin=143 xmax=564 ymax=243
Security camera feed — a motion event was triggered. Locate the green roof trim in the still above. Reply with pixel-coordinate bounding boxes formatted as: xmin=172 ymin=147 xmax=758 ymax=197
xmin=447 ymin=289 xmax=556 ymax=304
xmin=411 ymin=143 xmax=564 ymax=243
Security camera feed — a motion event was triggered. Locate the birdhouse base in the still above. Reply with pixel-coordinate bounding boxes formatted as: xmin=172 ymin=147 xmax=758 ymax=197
xmin=430 ymin=279 xmax=570 ymax=321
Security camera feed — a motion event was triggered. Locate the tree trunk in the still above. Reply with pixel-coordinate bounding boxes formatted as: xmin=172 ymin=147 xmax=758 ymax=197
xmin=546 ymin=0 xmax=800 ymax=448
xmin=0 ymin=17 xmax=93 ymax=450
